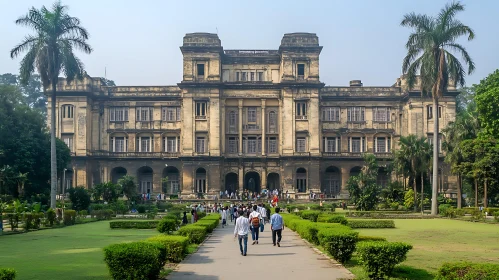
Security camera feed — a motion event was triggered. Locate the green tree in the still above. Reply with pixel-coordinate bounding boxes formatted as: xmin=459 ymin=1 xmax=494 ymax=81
xmin=0 ymin=73 xmax=46 ymax=114
xmin=347 ymin=154 xmax=381 ymax=211
xmin=92 ymin=182 xmax=120 ymax=203
xmin=118 ymin=175 xmax=138 ymax=203
xmin=68 ymin=186 xmax=91 ymax=211
xmin=401 ymin=1 xmax=475 ymax=215
xmin=11 ymin=2 xmax=93 ymax=209
xmin=475 ymin=70 xmax=499 ymax=138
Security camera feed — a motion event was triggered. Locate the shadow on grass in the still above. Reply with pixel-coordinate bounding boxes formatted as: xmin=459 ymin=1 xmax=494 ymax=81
xmin=392 ymin=265 xmax=434 ymax=280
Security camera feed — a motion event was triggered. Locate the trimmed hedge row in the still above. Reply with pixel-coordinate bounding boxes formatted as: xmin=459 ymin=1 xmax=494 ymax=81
xmin=109 ymin=220 xmax=160 ymax=229
xmin=63 ymin=210 xmax=77 ymax=226
xmin=157 ymin=218 xmax=179 ymax=234
xmin=357 ymin=241 xmax=413 ymax=279
xmin=318 ymin=227 xmax=359 ymax=263
xmin=347 ymin=219 xmax=395 ymax=229
xmin=357 ymin=235 xmax=387 ymax=242
xmin=145 ymin=235 xmax=189 ymax=263
xmin=178 ymin=225 xmax=208 ymax=244
xmin=317 ymin=214 xmax=348 ymax=225
xmin=436 ymin=262 xmax=499 ymax=280
xmin=0 ymin=268 xmax=16 ymax=280
xmin=297 ymin=210 xmax=322 ymax=222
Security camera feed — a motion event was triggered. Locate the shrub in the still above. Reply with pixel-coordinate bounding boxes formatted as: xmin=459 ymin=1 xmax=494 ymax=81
xmin=46 ymin=208 xmax=56 ymax=226
xmin=439 ymin=204 xmax=454 ymax=217
xmin=79 ymin=210 xmax=88 ymax=217
xmin=357 ymin=241 xmax=413 ymax=280
xmin=195 ymin=219 xmax=218 ymax=233
xmin=22 ymin=213 xmax=35 ymax=231
xmin=92 ymin=209 xmax=113 ymax=220
xmin=317 ymin=214 xmax=348 ymax=225
xmin=299 ymin=210 xmax=321 ymax=222
xmin=165 ymin=211 xmax=182 ymax=221
xmin=309 ymin=204 xmax=324 ymax=211
xmin=197 ymin=211 xmax=207 ymax=219
xmin=178 ymin=225 xmax=207 ymax=244
xmin=103 ymin=242 xmax=166 ymax=280
xmin=347 ymin=219 xmax=395 ymax=229
xmin=0 ymin=268 xmax=16 ymax=280
xmin=146 ymin=235 xmax=189 ymax=263
xmin=63 ymin=210 xmax=77 ymax=226
xmin=137 ymin=205 xmax=146 ymax=214
xmin=295 ymin=221 xmax=348 ymax=245
xmin=157 ymin=218 xmax=178 ymax=233
xmin=493 ymin=211 xmax=499 ymax=222
xmin=357 ymin=235 xmax=387 ymax=242
xmin=6 ymin=213 xmax=20 ymax=231
xmin=435 ymin=262 xmax=499 ymax=280
xmin=109 ymin=220 xmax=159 ymax=229
xmin=68 ymin=186 xmax=91 ymax=211
xmin=317 ymin=228 xmax=359 ymax=263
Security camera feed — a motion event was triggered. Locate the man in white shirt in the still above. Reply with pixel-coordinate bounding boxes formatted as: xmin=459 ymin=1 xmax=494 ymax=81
xmin=234 ymin=210 xmax=250 ymax=256
xmin=248 ymin=205 xmax=261 ymax=245
xmin=258 ymin=204 xmax=267 ymax=225
xmin=221 ymin=206 xmax=228 ymax=228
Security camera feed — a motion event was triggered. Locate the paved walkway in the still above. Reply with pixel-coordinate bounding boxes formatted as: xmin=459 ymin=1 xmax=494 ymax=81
xmin=168 ymin=221 xmax=353 ymax=280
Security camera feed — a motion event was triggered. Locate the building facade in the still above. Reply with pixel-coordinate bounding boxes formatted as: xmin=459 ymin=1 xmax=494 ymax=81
xmin=49 ymin=32 xmax=458 ymax=199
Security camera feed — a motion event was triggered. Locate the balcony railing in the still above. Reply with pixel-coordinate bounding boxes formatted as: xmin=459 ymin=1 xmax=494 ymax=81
xmin=89 ymin=151 xmax=180 ymax=158
xmin=322 ymin=152 xmax=393 ymax=159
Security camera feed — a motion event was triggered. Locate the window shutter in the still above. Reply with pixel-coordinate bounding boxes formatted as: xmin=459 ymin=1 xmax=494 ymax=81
xmin=387 ymin=137 xmax=391 ymax=152
xmin=258 ymin=138 xmax=262 ymax=153
xmin=361 ymin=108 xmax=365 ymax=121
xmin=337 ymin=137 xmax=341 ymax=152
xmin=335 ymin=108 xmax=340 ymax=121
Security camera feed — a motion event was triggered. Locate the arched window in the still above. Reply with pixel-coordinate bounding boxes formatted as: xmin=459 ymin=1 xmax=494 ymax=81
xmin=268 ymin=111 xmax=277 ymax=133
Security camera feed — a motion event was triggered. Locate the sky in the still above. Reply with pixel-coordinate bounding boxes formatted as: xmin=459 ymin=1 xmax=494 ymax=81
xmin=0 ymin=0 xmax=498 ymax=87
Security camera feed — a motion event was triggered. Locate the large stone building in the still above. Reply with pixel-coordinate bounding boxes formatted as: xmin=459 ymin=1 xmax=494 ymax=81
xmin=49 ymin=32 xmax=458 ymax=199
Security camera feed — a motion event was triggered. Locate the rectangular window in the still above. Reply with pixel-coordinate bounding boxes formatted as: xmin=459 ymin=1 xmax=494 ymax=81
xmin=109 ymin=107 xmax=129 ymax=122
xmin=62 ymin=105 xmax=74 ymax=119
xmin=250 ymin=72 xmax=255 ymax=81
xmin=322 ymin=107 xmax=340 ymax=121
xmin=428 ymin=134 xmax=442 ymax=153
xmin=373 ymin=107 xmax=391 ymax=122
xmin=247 ymin=137 xmax=257 ymax=153
xmin=164 ymin=137 xmax=178 ymax=153
xmin=228 ymin=137 xmax=238 ymax=154
xmin=196 ymin=137 xmax=206 ymax=153
xmin=162 ymin=107 xmax=180 ymax=122
xmin=197 ymin=64 xmax=205 ymax=78
xmin=427 ymin=105 xmax=442 ymax=119
xmin=111 ymin=137 xmax=128 ymax=152
xmin=247 ymin=107 xmax=257 ymax=123
xmin=351 ymin=137 xmax=361 ymax=153
xmin=296 ymin=102 xmax=307 ymax=118
xmin=323 ymin=137 xmax=340 ymax=152
xmin=258 ymin=72 xmax=264 ymax=81
xmin=139 ymin=137 xmax=151 ymax=152
xmin=376 ymin=137 xmax=387 ymax=153
xmin=297 ymin=64 xmax=305 ymax=78
xmin=236 ymin=72 xmax=240 ymax=81
xmin=347 ymin=107 xmax=365 ymax=122
xmin=296 ymin=137 xmax=306 ymax=152
xmin=241 ymin=72 xmax=247 ymax=81
xmin=62 ymin=134 xmax=74 ymax=152
xmin=136 ymin=107 xmax=153 ymax=122
xmin=268 ymin=137 xmax=277 ymax=154
xmin=195 ymin=102 xmax=207 ymax=118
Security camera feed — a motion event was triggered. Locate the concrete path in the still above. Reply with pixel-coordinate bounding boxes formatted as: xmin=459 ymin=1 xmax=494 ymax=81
xmin=168 ymin=221 xmax=353 ymax=280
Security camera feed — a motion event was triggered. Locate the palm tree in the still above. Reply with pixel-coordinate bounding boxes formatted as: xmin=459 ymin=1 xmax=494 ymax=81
xmin=401 ymin=2 xmax=475 ymax=215
xmin=10 ymin=2 xmax=92 ymax=208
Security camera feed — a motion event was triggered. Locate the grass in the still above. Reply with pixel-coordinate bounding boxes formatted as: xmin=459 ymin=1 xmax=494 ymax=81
xmin=347 ymin=219 xmax=499 ymax=279
xmin=0 ymin=220 xmax=157 ymax=280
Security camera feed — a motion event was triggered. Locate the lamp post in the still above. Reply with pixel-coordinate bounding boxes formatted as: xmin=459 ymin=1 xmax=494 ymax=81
xmin=62 ymin=168 xmax=67 ymax=198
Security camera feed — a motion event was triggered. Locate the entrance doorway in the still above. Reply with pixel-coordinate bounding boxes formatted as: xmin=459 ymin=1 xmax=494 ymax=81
xmin=244 ymin=172 xmax=260 ymax=194
xmin=267 ymin=173 xmax=280 ymax=191
xmin=225 ymin=173 xmax=238 ymax=194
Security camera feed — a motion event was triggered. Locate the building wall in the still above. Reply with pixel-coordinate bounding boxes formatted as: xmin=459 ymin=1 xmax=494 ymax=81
xmin=48 ymin=32 xmax=458 ymax=199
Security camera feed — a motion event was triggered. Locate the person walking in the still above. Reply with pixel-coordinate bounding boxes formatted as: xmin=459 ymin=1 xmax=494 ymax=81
xmin=222 ymin=206 xmax=228 ymax=228
xmin=234 ymin=210 xmax=250 ymax=256
xmin=270 ymin=207 xmax=284 ymax=247
xmin=248 ymin=205 xmax=261 ymax=245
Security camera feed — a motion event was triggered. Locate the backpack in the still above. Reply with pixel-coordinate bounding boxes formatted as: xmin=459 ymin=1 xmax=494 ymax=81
xmin=251 ymin=216 xmax=260 ymax=227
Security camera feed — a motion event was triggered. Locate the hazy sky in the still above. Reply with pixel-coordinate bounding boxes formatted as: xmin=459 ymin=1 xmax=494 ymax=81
xmin=1 ymin=0 xmax=498 ymax=87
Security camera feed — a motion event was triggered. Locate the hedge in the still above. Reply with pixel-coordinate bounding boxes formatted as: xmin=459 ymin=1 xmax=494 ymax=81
xmin=0 ymin=268 xmax=16 ymax=280
xmin=178 ymin=225 xmax=208 ymax=244
xmin=317 ymin=228 xmax=359 ymax=263
xmin=347 ymin=219 xmax=395 ymax=229
xmin=157 ymin=218 xmax=179 ymax=233
xmin=294 ymin=220 xmax=348 ymax=245
xmin=435 ymin=262 xmax=499 ymax=280
xmin=298 ymin=210 xmax=322 ymax=222
xmin=22 ymin=213 xmax=44 ymax=231
xmin=146 ymin=235 xmax=189 ymax=263
xmin=63 ymin=210 xmax=77 ymax=226
xmin=195 ymin=220 xmax=218 ymax=233
xmin=357 ymin=241 xmax=413 ymax=280
xmin=202 ymin=214 xmax=221 ymax=220
xmin=91 ymin=209 xmax=114 ymax=220
xmin=103 ymin=241 xmax=166 ymax=280
xmin=357 ymin=235 xmax=387 ymax=242
xmin=317 ymin=214 xmax=347 ymax=225
xmin=109 ymin=220 xmax=159 ymax=229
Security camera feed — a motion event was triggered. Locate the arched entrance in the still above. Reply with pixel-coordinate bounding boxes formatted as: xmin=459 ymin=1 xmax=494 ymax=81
xmin=267 ymin=173 xmax=280 ymax=191
xmin=350 ymin=166 xmax=362 ymax=178
xmin=137 ymin=166 xmax=153 ymax=194
xmin=296 ymin=168 xmax=307 ymax=193
xmin=195 ymin=168 xmax=207 ymax=193
xmin=111 ymin=167 xmax=127 ymax=184
xmin=225 ymin=173 xmax=238 ymax=194
xmin=163 ymin=166 xmax=180 ymax=194
xmin=324 ymin=166 xmax=341 ymax=197
xmin=244 ymin=171 xmax=260 ymax=194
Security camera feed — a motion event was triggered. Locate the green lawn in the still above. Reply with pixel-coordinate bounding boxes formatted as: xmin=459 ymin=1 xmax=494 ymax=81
xmin=0 ymin=221 xmax=157 ymax=280
xmin=348 ymin=219 xmax=499 ymax=279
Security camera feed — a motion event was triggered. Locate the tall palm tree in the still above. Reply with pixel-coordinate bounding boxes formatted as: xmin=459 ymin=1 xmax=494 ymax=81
xmin=401 ymin=2 xmax=475 ymax=215
xmin=10 ymin=2 xmax=92 ymax=208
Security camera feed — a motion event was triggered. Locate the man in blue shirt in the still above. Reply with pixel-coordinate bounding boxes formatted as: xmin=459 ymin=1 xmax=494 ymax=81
xmin=270 ymin=207 xmax=284 ymax=247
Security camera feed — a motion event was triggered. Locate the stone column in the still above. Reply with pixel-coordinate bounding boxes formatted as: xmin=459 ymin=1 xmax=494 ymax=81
xmin=261 ymin=169 xmax=267 ymax=190
xmin=340 ymin=167 xmax=350 ymax=197
xmin=261 ymin=99 xmax=266 ymax=156
xmin=238 ymin=99 xmax=243 ymax=155
xmin=239 ymin=166 xmax=244 ymax=192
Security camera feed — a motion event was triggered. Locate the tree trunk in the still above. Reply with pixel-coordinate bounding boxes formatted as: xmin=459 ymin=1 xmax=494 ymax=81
xmin=421 ymin=172 xmax=424 ymax=214
xmin=413 ymin=175 xmax=417 ymax=212
xmin=50 ymin=82 xmax=58 ymax=209
xmin=474 ymin=179 xmax=478 ymax=208
xmin=484 ymin=179 xmax=488 ymax=209
xmin=431 ymin=97 xmax=439 ymax=215
xmin=457 ymin=173 xmax=462 ymax=208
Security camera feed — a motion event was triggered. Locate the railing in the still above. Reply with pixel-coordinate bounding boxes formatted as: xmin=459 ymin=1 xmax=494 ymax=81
xmin=89 ymin=151 xmax=180 ymax=158
xmin=296 ymin=115 xmax=308 ymax=120
xmin=322 ymin=152 xmax=393 ymax=159
xmin=224 ymin=50 xmax=279 ymax=56
xmin=242 ymin=124 xmax=260 ymax=131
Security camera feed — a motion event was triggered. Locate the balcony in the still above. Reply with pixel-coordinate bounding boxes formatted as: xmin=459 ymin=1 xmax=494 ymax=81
xmin=322 ymin=152 xmax=393 ymax=159
xmin=89 ymin=151 xmax=180 ymax=158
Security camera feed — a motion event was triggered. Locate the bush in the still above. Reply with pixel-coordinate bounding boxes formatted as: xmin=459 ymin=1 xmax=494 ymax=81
xmin=63 ymin=210 xmax=77 ymax=226
xmin=109 ymin=220 xmax=160 ymax=229
xmin=195 ymin=219 xmax=218 ymax=233
xmin=92 ymin=209 xmax=114 ymax=220
xmin=146 ymin=235 xmax=189 ymax=263
xmin=347 ymin=219 xmax=395 ymax=229
xmin=137 ymin=205 xmax=146 ymax=214
xmin=357 ymin=235 xmax=387 ymax=242
xmin=68 ymin=186 xmax=91 ymax=211
xmin=357 ymin=241 xmax=413 ymax=279
xmin=178 ymin=225 xmax=207 ymax=244
xmin=22 ymin=212 xmax=43 ymax=231
xmin=157 ymin=218 xmax=178 ymax=233
xmin=165 ymin=211 xmax=182 ymax=221
xmin=439 ymin=204 xmax=454 ymax=217
xmin=317 ymin=214 xmax=348 ymax=225
xmin=295 ymin=221 xmax=348 ymax=245
xmin=299 ymin=210 xmax=321 ymax=222
xmin=0 ymin=268 xmax=16 ymax=280
xmin=6 ymin=213 xmax=20 ymax=231
xmin=317 ymin=228 xmax=359 ymax=263
xmin=309 ymin=204 xmax=324 ymax=211
xmin=46 ymin=208 xmax=56 ymax=226
xmin=103 ymin=242 xmax=166 ymax=280
xmin=435 ymin=262 xmax=499 ymax=280
xmin=197 ymin=211 xmax=207 ymax=219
